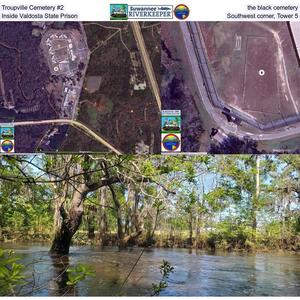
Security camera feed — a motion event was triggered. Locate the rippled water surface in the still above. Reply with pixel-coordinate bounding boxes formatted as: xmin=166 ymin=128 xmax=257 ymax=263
xmin=1 ymin=243 xmax=299 ymax=296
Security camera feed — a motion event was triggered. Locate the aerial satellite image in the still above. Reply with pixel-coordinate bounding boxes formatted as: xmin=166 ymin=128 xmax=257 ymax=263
xmin=0 ymin=22 xmax=161 ymax=153
xmin=162 ymin=21 xmax=300 ymax=153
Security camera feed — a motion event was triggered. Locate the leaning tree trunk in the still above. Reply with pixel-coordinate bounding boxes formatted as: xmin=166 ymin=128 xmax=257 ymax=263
xmin=146 ymin=206 xmax=162 ymax=246
xmin=150 ymin=209 xmax=159 ymax=242
xmin=50 ymin=184 xmax=88 ymax=255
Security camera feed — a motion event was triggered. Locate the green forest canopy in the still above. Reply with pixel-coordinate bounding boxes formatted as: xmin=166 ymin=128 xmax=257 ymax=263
xmin=0 ymin=154 xmax=299 ymax=253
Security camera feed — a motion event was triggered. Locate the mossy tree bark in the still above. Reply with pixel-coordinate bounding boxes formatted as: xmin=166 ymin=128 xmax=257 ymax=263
xmin=50 ymin=176 xmax=119 ymax=255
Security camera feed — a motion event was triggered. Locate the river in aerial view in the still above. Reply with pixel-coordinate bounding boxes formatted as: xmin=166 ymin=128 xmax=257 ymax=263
xmin=1 ymin=243 xmax=299 ymax=296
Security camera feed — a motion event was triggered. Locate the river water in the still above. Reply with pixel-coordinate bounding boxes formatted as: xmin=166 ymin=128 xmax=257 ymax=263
xmin=1 ymin=243 xmax=299 ymax=296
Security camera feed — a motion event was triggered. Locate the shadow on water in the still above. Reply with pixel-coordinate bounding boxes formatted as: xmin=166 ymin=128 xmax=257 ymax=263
xmin=1 ymin=243 xmax=300 ymax=296
xmin=48 ymin=255 xmax=77 ymax=296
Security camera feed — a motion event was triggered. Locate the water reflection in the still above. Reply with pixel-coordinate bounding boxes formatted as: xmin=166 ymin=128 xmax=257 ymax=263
xmin=48 ymin=255 xmax=76 ymax=296
xmin=1 ymin=243 xmax=299 ymax=296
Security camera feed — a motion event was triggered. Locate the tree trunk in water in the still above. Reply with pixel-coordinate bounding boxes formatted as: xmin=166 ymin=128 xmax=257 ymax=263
xmin=188 ymin=212 xmax=193 ymax=247
xmin=108 ymin=185 xmax=125 ymax=248
xmin=0 ymin=216 xmax=3 ymax=241
xmin=195 ymin=176 xmax=205 ymax=249
xmin=116 ymin=208 xmax=125 ymax=248
xmin=87 ymin=204 xmax=96 ymax=240
xmin=50 ymin=184 xmax=88 ymax=255
xmin=188 ymin=221 xmax=193 ymax=247
xmin=122 ymin=229 xmax=143 ymax=246
xmin=87 ymin=216 xmax=95 ymax=239
xmin=169 ymin=223 xmax=174 ymax=239
xmin=145 ymin=207 xmax=161 ymax=246
xmin=109 ymin=183 xmax=144 ymax=249
xmin=195 ymin=214 xmax=201 ymax=249
xmin=49 ymin=256 xmax=76 ymax=296
xmin=252 ymin=156 xmax=260 ymax=231
xmin=129 ymin=188 xmax=141 ymax=245
xmin=124 ymin=210 xmax=130 ymax=236
xmin=98 ymin=187 xmax=108 ymax=247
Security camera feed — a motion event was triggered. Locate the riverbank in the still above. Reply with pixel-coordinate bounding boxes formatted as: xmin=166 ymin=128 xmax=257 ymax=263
xmin=1 ymin=230 xmax=299 ymax=253
xmin=0 ymin=243 xmax=299 ymax=296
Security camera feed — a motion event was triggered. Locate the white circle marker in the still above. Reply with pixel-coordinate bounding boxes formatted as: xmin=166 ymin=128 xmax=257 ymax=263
xmin=259 ymin=69 xmax=265 ymax=76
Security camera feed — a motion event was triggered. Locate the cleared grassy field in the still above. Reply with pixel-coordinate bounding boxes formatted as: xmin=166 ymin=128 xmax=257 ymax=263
xmin=200 ymin=22 xmax=300 ymax=124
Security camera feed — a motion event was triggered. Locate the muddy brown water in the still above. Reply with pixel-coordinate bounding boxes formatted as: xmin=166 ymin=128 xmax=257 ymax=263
xmin=1 ymin=243 xmax=299 ymax=296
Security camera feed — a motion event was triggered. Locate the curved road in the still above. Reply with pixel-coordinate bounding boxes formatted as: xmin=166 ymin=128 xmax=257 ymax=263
xmin=181 ymin=22 xmax=300 ymax=143
xmin=12 ymin=23 xmax=157 ymax=155
xmin=13 ymin=119 xmax=123 ymax=154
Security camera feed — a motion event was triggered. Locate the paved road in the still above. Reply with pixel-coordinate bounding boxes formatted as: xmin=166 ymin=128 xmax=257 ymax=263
xmin=181 ymin=22 xmax=300 ymax=142
xmin=70 ymin=22 xmax=90 ymax=120
xmin=131 ymin=22 xmax=161 ymax=111
xmin=13 ymin=119 xmax=123 ymax=154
